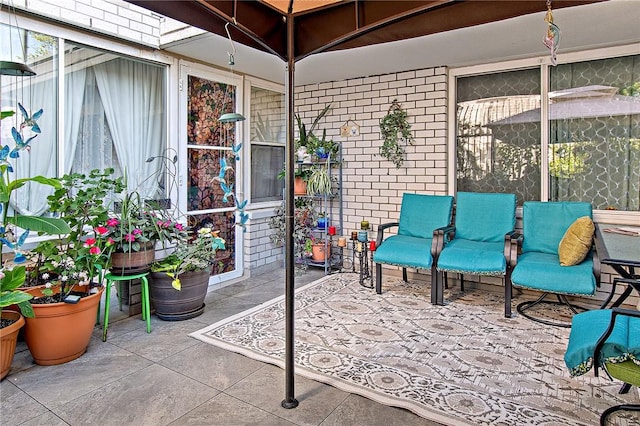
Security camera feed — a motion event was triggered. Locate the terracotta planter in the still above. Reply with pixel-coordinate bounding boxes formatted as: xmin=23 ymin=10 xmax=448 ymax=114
xmin=294 ymin=177 xmax=307 ymax=195
xmin=110 ymin=242 xmax=155 ymax=275
xmin=23 ymin=287 xmax=103 ymax=366
xmin=311 ymin=243 xmax=331 ymax=262
xmin=149 ymin=270 xmax=210 ymax=321
xmin=1 ymin=310 xmax=25 ymax=380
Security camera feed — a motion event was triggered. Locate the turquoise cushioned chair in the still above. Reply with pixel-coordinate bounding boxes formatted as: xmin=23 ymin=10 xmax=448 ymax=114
xmin=565 ymin=308 xmax=640 ymax=425
xmin=373 ymin=193 xmax=453 ymax=305
xmin=508 ymin=201 xmax=599 ymax=327
xmin=436 ymin=192 xmax=517 ymax=313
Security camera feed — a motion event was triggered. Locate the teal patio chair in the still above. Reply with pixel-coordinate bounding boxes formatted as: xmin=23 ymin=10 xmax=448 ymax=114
xmin=565 ymin=307 xmax=640 ymax=425
xmin=508 ymin=201 xmax=600 ymax=327
xmin=373 ymin=193 xmax=454 ymax=305
xmin=436 ymin=192 xmax=518 ymax=313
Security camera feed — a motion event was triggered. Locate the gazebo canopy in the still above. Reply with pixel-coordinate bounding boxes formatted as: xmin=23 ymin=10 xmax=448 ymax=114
xmin=127 ymin=0 xmax=603 ymax=62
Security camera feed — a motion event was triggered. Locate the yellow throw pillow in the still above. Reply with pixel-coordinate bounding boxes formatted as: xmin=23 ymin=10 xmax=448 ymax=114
xmin=558 ymin=216 xmax=595 ymax=266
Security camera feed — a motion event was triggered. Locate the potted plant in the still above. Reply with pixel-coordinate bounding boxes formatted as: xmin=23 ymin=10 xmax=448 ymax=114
xmin=295 ymin=103 xmax=331 ymax=151
xmin=278 ymin=167 xmax=312 ymax=195
xmin=0 ymin=266 xmax=33 ymax=380
xmin=103 ymin=189 xmax=186 ymax=274
xmin=0 ymin=105 xmax=79 ymax=368
xmin=316 ymin=212 xmax=329 ymax=231
xmin=306 ymin=164 xmax=333 ymax=195
xmin=149 ymin=227 xmax=225 ymax=320
xmin=306 ymin=134 xmax=339 ymax=161
xmin=23 ymin=227 xmax=113 ymax=365
xmin=307 ymin=235 xmax=330 ymax=262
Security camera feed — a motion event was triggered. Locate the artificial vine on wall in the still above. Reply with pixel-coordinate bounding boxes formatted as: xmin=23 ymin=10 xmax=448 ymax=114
xmin=379 ymin=99 xmax=414 ymax=168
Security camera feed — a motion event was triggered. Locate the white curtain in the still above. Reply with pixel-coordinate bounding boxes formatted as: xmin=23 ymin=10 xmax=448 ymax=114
xmin=12 ymin=75 xmax=57 ymax=216
xmin=63 ymin=68 xmax=86 ymax=173
xmin=94 ymin=58 xmax=164 ymax=198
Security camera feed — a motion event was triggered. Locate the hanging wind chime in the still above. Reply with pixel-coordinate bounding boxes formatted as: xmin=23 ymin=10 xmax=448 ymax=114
xmin=543 ymin=0 xmax=561 ymax=66
xmin=212 ymin=20 xmax=249 ymax=232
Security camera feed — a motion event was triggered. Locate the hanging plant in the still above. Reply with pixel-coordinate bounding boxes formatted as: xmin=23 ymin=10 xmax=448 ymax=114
xmin=379 ymin=99 xmax=414 ymax=168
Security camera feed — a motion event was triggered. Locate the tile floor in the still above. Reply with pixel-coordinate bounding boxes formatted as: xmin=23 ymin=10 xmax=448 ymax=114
xmin=1 ymin=267 xmax=442 ymax=426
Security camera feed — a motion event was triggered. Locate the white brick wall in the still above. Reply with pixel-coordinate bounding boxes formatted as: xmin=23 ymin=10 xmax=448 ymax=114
xmin=14 ymin=0 xmax=161 ymax=47
xmin=296 ymin=67 xmax=449 ymax=235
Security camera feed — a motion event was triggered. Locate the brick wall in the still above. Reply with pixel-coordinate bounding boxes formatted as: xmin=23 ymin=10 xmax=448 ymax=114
xmin=11 ymin=0 xmax=161 ymax=47
xmin=295 ymin=67 xmax=449 ymax=233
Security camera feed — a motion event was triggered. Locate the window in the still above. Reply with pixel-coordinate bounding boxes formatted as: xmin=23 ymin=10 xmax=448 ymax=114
xmin=549 ymin=56 xmax=639 ymax=211
xmin=456 ymin=68 xmax=541 ymax=204
xmin=454 ymin=53 xmax=640 ymax=213
xmin=0 ymin=25 xmax=167 ymax=216
xmin=1 ymin=25 xmax=58 ymax=216
xmin=64 ymin=42 xmax=167 ymax=198
xmin=249 ymin=85 xmax=285 ymax=203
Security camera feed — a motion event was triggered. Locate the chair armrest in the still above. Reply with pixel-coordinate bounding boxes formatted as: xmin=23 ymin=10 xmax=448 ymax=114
xmin=376 ymin=222 xmax=399 ymax=246
xmin=431 ymin=225 xmax=455 ymax=258
xmin=592 ymin=240 xmax=601 ymax=284
xmin=504 ymin=231 xmax=522 ymax=268
xmin=593 ymin=307 xmax=640 ymax=378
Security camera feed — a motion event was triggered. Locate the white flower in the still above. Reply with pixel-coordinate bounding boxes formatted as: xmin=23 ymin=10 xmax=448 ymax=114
xmin=0 ymin=271 xmax=4 ymax=280
xmin=41 ymin=273 xmax=50 ymax=280
xmin=45 ymin=282 xmax=52 ymax=289
xmin=61 ymin=275 xmax=68 ymax=282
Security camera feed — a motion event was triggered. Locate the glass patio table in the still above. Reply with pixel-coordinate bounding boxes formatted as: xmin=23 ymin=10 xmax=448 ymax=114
xmin=595 ymin=224 xmax=640 ymax=308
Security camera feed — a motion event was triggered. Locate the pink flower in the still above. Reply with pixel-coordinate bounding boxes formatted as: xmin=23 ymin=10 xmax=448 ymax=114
xmin=107 ymin=238 xmax=115 ymax=246
xmin=132 ymin=228 xmax=143 ymax=235
xmin=124 ymin=234 xmax=136 ymax=242
xmin=95 ymin=226 xmax=109 ymax=235
xmin=89 ymin=246 xmax=101 ymax=255
xmin=107 ymin=218 xmax=119 ymax=227
xmin=175 ymin=223 xmax=184 ymax=231
xmin=84 ymin=238 xmax=97 ymax=247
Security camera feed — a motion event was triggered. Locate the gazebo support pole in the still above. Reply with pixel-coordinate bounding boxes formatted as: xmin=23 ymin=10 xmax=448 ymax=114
xmin=281 ymin=7 xmax=299 ymax=410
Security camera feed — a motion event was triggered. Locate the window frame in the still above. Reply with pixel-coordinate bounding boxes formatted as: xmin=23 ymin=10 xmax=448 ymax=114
xmin=448 ymin=43 xmax=640 ymax=226
xmin=2 ymin=14 xmax=176 ymax=246
xmin=244 ymin=76 xmax=285 ymax=208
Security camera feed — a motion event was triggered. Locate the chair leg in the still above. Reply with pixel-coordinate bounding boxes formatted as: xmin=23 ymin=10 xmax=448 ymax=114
xmin=375 ymin=263 xmax=382 ymax=294
xmin=141 ymin=276 xmax=151 ymax=334
xmin=517 ymin=292 xmax=589 ymax=328
xmin=600 ymin=404 xmax=640 ymax=426
xmin=402 ymin=268 xmax=407 ymax=282
xmin=460 ymin=273 xmax=464 ymax=292
xmin=431 ymin=265 xmax=444 ymax=305
xmin=102 ymin=279 xmax=112 ymax=342
xmin=432 ymin=269 xmax=445 ymax=306
xmin=443 ymin=272 xmax=448 ymax=289
xmin=504 ymin=273 xmax=513 ymax=318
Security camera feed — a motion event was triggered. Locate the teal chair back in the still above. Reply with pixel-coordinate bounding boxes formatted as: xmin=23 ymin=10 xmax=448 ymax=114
xmin=521 ymin=201 xmax=592 ymax=254
xmin=398 ymin=193 xmax=454 ymax=239
xmin=454 ymin=192 xmax=516 ymax=242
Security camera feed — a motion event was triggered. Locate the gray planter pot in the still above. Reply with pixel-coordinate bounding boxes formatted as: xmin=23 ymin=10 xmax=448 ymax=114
xmin=149 ymin=270 xmax=210 ymax=321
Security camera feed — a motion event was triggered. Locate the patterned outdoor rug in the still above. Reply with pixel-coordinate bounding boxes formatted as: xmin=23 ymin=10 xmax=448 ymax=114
xmin=190 ymin=273 xmax=639 ymax=425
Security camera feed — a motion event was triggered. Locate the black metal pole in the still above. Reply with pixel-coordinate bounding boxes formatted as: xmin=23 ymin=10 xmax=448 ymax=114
xmin=281 ymin=7 xmax=298 ymax=410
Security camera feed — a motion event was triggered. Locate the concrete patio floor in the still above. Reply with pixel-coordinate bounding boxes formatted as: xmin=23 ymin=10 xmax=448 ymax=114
xmin=1 ymin=267 xmax=442 ymax=426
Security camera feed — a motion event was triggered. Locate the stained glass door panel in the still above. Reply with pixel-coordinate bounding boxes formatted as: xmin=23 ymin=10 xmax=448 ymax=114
xmin=185 ymin=72 xmax=241 ymax=279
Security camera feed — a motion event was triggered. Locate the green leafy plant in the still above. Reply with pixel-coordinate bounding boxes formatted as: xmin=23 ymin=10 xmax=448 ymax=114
xmin=151 ymin=227 xmax=226 ymax=290
xmin=306 ymin=165 xmax=333 ymax=195
xmin=0 ymin=104 xmax=70 ymax=310
xmin=295 ymin=104 xmax=331 ymax=148
xmin=306 ymin=134 xmax=339 ymax=160
xmin=0 ymin=266 xmax=34 ymax=318
xmin=268 ymin=198 xmax=319 ymax=270
xmin=379 ymin=99 xmax=414 ymax=168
